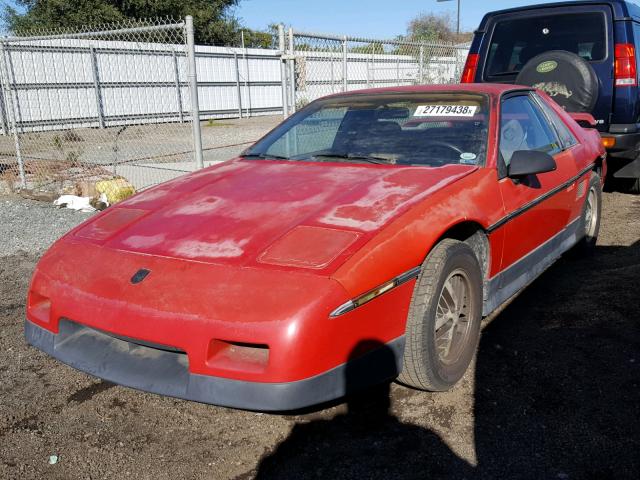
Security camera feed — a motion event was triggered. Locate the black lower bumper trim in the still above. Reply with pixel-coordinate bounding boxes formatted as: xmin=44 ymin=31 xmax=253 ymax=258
xmin=24 ymin=319 xmax=405 ymax=412
xmin=602 ymin=130 xmax=640 ymax=160
xmin=612 ymin=156 xmax=640 ymax=178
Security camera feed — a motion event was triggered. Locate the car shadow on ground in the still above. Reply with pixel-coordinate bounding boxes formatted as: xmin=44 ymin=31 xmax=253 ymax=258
xmin=253 ymin=241 xmax=640 ymax=480
xmin=254 ymin=340 xmax=475 ymax=479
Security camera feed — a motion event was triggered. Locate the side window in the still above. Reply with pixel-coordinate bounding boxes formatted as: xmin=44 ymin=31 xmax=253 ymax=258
xmin=532 ymin=92 xmax=578 ymax=149
xmin=500 ymin=95 xmax=562 ymax=168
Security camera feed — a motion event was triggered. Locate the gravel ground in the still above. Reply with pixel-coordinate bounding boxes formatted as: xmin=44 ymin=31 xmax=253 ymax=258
xmin=0 ymin=197 xmax=91 ymax=257
xmin=1 ymin=192 xmax=639 ymax=480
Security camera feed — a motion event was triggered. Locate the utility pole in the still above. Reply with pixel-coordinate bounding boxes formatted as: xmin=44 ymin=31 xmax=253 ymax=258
xmin=437 ymin=0 xmax=461 ymax=35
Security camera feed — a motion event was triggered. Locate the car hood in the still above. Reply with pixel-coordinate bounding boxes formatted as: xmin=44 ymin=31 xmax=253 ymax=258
xmin=71 ymin=159 xmax=476 ymax=270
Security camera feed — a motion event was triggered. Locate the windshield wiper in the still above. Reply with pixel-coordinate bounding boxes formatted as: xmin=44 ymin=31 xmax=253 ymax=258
xmin=488 ymin=70 xmax=520 ymax=77
xmin=312 ymin=153 xmax=393 ymax=165
xmin=241 ymin=153 xmax=291 ymax=160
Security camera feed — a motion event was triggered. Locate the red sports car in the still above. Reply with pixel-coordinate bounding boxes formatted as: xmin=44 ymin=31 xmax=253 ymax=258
xmin=25 ymin=84 xmax=606 ymax=411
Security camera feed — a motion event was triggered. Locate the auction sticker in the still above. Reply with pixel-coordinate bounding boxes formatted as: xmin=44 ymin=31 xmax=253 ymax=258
xmin=414 ymin=105 xmax=478 ymax=117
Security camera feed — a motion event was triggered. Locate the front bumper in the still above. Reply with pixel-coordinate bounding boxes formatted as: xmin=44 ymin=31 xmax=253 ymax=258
xmin=601 ymin=131 xmax=640 ymax=152
xmin=25 ymin=319 xmax=404 ymax=411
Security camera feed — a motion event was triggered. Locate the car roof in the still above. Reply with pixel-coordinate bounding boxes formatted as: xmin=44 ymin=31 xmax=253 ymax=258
xmin=478 ymin=0 xmax=640 ymax=27
xmin=324 ymin=83 xmax=531 ymax=100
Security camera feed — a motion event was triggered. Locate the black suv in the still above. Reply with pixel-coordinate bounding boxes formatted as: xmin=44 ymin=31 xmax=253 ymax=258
xmin=462 ymin=0 xmax=640 ymax=192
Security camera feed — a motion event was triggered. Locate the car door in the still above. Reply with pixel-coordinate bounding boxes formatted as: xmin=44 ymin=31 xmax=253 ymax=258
xmin=496 ymin=92 xmax=579 ymax=272
xmin=530 ymin=91 xmax=588 ymax=222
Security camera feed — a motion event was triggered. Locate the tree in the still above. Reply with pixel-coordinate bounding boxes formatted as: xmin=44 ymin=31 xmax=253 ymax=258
xmin=235 ymin=23 xmax=280 ymax=49
xmin=406 ymin=12 xmax=472 ymax=44
xmin=350 ymin=42 xmax=385 ymax=55
xmin=2 ymin=0 xmax=248 ymax=46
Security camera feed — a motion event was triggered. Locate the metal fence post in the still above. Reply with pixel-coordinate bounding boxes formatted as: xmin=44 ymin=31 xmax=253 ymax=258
xmin=287 ymin=27 xmax=296 ymax=112
xmin=172 ymin=48 xmax=184 ymax=123
xmin=243 ymin=47 xmax=252 ymax=117
xmin=342 ymin=36 xmax=348 ymax=92
xmin=4 ymin=45 xmax=23 ymax=134
xmin=330 ymin=58 xmax=335 ymax=93
xmin=278 ymin=24 xmax=289 ymax=117
xmin=0 ymin=42 xmax=26 ymax=188
xmin=419 ymin=45 xmax=424 ymax=84
xmin=185 ymin=15 xmax=204 ymax=169
xmin=234 ymin=52 xmax=243 ymax=118
xmin=366 ymin=54 xmax=370 ymax=88
xmin=371 ymin=50 xmax=376 ymax=88
xmin=89 ymin=46 xmax=105 ymax=128
xmin=0 ymin=68 xmax=8 ymax=135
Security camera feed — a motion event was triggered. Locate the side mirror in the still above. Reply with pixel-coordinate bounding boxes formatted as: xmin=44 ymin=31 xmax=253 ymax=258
xmin=508 ymin=150 xmax=557 ymax=179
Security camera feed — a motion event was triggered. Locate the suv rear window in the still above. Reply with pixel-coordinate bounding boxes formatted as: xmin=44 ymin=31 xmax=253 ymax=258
xmin=486 ymin=12 xmax=607 ymax=79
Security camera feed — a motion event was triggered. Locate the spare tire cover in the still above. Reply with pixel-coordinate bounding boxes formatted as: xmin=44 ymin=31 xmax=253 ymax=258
xmin=515 ymin=50 xmax=599 ymax=113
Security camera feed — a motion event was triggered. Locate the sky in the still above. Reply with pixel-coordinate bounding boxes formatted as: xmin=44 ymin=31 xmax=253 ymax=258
xmin=235 ymin=0 xmax=564 ymax=38
xmin=1 ymin=0 xmax=581 ymax=38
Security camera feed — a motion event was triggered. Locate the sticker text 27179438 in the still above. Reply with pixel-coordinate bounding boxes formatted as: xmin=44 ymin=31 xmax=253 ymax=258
xmin=414 ymin=105 xmax=478 ymax=117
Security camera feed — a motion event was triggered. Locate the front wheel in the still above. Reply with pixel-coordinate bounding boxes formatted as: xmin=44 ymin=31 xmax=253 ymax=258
xmin=398 ymin=239 xmax=483 ymax=391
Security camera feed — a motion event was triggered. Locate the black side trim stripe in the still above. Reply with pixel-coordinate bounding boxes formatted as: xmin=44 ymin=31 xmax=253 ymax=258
xmin=483 ymin=218 xmax=580 ymax=316
xmin=487 ymin=164 xmax=594 ymax=233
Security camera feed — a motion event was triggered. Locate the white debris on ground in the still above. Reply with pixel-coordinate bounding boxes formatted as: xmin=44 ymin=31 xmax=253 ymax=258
xmin=53 ymin=195 xmax=97 ymax=213
xmin=52 ymin=193 xmax=110 ymax=213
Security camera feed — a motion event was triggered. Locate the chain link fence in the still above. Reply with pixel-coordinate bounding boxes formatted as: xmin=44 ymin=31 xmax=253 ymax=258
xmin=0 ymin=17 xmax=203 ymax=195
xmin=280 ymin=28 xmax=469 ymax=114
xmin=0 ymin=20 xmax=469 ymax=197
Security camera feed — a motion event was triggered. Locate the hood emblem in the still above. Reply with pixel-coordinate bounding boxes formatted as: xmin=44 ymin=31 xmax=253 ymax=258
xmin=131 ymin=269 xmax=151 ymax=284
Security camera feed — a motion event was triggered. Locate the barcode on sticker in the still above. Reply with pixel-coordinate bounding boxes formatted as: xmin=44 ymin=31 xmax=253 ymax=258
xmin=414 ymin=105 xmax=478 ymax=117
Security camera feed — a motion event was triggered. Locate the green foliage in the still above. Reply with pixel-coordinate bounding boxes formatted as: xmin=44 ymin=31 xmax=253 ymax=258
xmin=4 ymin=0 xmax=123 ymax=31
xmin=237 ymin=28 xmax=274 ymax=49
xmin=350 ymin=42 xmax=385 ymax=55
xmin=406 ymin=12 xmax=473 ymax=44
xmin=2 ymin=0 xmax=267 ymax=47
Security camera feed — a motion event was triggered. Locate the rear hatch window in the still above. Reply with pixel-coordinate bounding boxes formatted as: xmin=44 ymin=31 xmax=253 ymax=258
xmin=485 ymin=12 xmax=607 ymax=80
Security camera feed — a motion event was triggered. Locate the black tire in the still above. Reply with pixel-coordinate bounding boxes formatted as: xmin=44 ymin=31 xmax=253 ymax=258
xmin=516 ymin=50 xmax=599 ymax=113
xmin=575 ymin=172 xmax=602 ymax=254
xmin=398 ymin=239 xmax=483 ymax=391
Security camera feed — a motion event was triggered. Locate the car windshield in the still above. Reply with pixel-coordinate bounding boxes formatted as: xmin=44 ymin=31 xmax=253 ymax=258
xmin=243 ymin=93 xmax=490 ymax=167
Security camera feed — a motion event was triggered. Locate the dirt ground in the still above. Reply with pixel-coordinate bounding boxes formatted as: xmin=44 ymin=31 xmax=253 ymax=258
xmin=1 ymin=192 xmax=639 ymax=480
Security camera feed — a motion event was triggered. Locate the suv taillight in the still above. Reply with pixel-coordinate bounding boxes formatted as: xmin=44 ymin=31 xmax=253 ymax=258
xmin=461 ymin=53 xmax=479 ymax=83
xmin=615 ymin=43 xmax=637 ymax=86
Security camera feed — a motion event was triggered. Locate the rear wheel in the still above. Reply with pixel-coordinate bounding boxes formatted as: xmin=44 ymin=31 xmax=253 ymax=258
xmin=575 ymin=172 xmax=602 ymax=254
xmin=399 ymin=239 xmax=482 ymax=391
